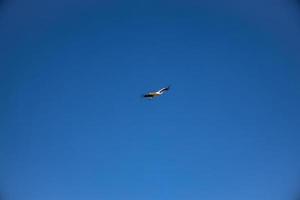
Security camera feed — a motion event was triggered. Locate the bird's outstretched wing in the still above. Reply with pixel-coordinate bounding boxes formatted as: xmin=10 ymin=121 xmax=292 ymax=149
xmin=158 ymin=86 xmax=170 ymax=93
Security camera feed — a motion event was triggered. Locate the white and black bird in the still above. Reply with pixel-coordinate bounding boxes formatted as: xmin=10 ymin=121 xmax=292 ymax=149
xmin=143 ymin=86 xmax=170 ymax=99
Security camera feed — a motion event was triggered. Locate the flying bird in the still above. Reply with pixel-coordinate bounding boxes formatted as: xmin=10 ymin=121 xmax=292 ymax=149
xmin=143 ymin=86 xmax=170 ymax=99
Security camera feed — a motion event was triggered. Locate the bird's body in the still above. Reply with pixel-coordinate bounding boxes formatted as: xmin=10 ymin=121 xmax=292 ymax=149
xmin=143 ymin=86 xmax=170 ymax=99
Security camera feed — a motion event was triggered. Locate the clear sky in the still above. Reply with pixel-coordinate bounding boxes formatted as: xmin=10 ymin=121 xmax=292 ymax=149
xmin=1 ymin=0 xmax=300 ymax=200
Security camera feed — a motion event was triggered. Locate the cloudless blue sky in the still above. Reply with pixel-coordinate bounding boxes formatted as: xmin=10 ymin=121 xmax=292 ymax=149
xmin=1 ymin=0 xmax=300 ymax=200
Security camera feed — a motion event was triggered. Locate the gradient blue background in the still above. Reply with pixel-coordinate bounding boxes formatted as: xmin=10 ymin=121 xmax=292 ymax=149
xmin=1 ymin=0 xmax=300 ymax=200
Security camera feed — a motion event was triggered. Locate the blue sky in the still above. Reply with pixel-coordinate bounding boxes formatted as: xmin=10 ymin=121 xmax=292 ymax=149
xmin=1 ymin=0 xmax=300 ymax=200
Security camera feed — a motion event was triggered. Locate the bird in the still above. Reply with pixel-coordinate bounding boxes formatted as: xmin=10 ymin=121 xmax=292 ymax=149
xmin=143 ymin=86 xmax=170 ymax=99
